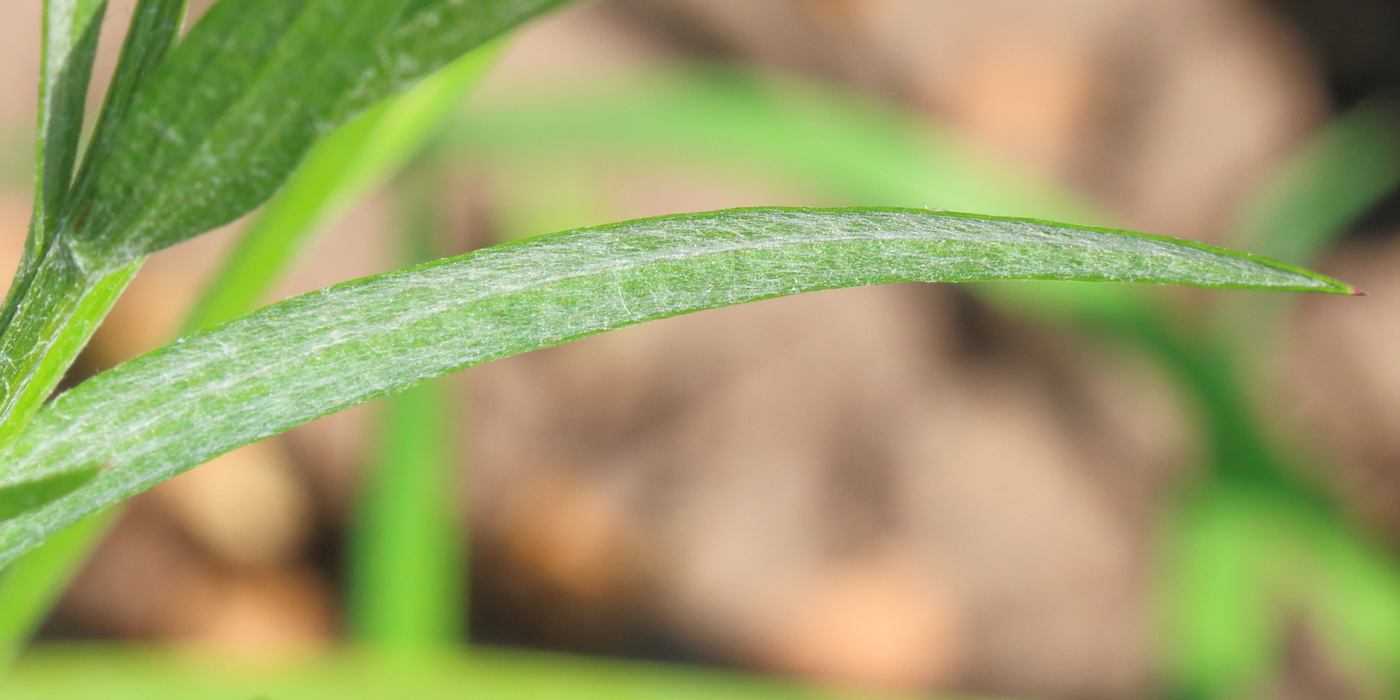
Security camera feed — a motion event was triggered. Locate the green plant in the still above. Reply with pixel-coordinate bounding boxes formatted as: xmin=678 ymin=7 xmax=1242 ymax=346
xmin=0 ymin=0 xmax=1363 ymax=694
xmin=439 ymin=67 xmax=1400 ymax=696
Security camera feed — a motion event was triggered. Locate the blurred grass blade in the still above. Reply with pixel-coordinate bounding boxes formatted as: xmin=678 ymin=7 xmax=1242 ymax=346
xmin=1310 ymin=520 xmax=1400 ymax=687
xmin=1 ymin=646 xmax=918 ymax=700
xmin=349 ymin=168 xmax=464 ymax=651
xmin=1161 ymin=491 xmax=1287 ymax=698
xmin=450 ymin=67 xmax=1400 ymax=694
xmin=69 ymin=0 xmax=570 ymax=272
xmin=1234 ymin=102 xmax=1400 ymax=264
xmin=1218 ymin=102 xmax=1400 ymax=352
xmin=451 ymin=67 xmax=1091 ymax=220
xmin=0 ymin=515 xmax=109 ymax=666
xmin=352 ymin=379 xmax=463 ymax=651
xmin=0 ymin=207 xmax=1355 ymax=566
xmin=0 ymin=467 xmax=103 ymax=664
xmin=182 ymin=43 xmax=501 ymax=334
xmin=448 ymin=67 xmax=1162 ymax=329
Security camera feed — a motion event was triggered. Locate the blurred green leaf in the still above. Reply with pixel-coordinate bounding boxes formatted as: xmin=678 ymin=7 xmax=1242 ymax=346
xmin=1161 ymin=490 xmax=1294 ymax=698
xmin=0 ymin=514 xmax=109 ymax=666
xmin=448 ymin=68 xmax=1170 ymax=330
xmin=1 ymin=646 xmax=932 ymax=700
xmin=1233 ymin=102 xmax=1400 ymax=264
xmin=452 ymin=67 xmax=1092 ymax=220
xmin=351 ymin=376 xmax=463 ymax=651
xmin=445 ymin=68 xmax=1400 ymax=695
xmin=1310 ymin=520 xmax=1400 ymax=688
xmin=1217 ymin=102 xmax=1400 ymax=358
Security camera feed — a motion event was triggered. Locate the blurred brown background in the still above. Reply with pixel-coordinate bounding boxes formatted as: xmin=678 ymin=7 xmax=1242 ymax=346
xmin=3 ymin=1 xmax=1400 ymax=699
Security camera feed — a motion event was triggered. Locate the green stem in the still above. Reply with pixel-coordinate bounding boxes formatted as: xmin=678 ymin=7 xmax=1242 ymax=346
xmin=0 ymin=250 xmax=133 ymax=664
xmin=349 ymin=165 xmax=465 ymax=651
xmin=0 ymin=512 xmax=113 ymax=665
xmin=350 ymin=378 xmax=464 ymax=651
xmin=0 ymin=244 xmax=138 ymax=453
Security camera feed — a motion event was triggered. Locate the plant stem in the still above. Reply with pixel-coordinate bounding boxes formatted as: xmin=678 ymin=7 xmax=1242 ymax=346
xmin=351 ymin=378 xmax=465 ymax=651
xmin=0 ymin=512 xmax=112 ymax=665
xmin=349 ymin=164 xmax=465 ymax=652
xmin=0 ymin=243 xmax=137 ymax=454
xmin=0 ymin=251 xmax=132 ymax=666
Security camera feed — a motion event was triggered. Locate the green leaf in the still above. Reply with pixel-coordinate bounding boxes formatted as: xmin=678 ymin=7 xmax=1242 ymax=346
xmin=0 ymin=33 xmax=506 ymax=668
xmin=0 ymin=0 xmax=106 ymax=339
xmin=445 ymin=67 xmax=1157 ymax=329
xmin=1161 ymin=490 xmax=1286 ymax=698
xmin=1214 ymin=102 xmax=1400 ymax=355
xmin=0 ymin=4 xmax=507 ymax=657
xmin=182 ymin=42 xmax=502 ymax=334
xmin=349 ymin=164 xmax=465 ymax=651
xmin=0 ymin=468 xmax=100 ymax=523
xmin=70 ymin=0 xmax=570 ymax=272
xmin=30 ymin=0 xmax=106 ymax=244
xmin=351 ymin=379 xmax=463 ymax=650
xmin=0 ymin=207 xmax=1353 ymax=566
xmin=61 ymin=0 xmax=188 ymax=226
xmin=0 ymin=0 xmax=187 ymax=449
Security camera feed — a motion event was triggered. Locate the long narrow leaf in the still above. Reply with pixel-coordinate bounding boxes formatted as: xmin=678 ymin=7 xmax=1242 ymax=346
xmin=0 ymin=207 xmax=1354 ymax=566
xmin=0 ymin=37 xmax=504 ymax=667
xmin=0 ymin=0 xmax=187 ymax=448
xmin=451 ymin=67 xmax=1400 ymax=693
xmin=182 ymin=43 xmax=501 ymax=334
xmin=0 ymin=0 xmax=189 ymax=662
xmin=450 ymin=67 xmax=1090 ymax=221
xmin=351 ymin=364 xmax=463 ymax=649
xmin=349 ymin=164 xmax=465 ymax=650
xmin=70 ymin=0 xmax=570 ymax=271
xmin=0 ymin=0 xmax=106 ymax=339
xmin=30 ymin=0 xmax=105 ymax=244
xmin=61 ymin=0 xmax=188 ymax=225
